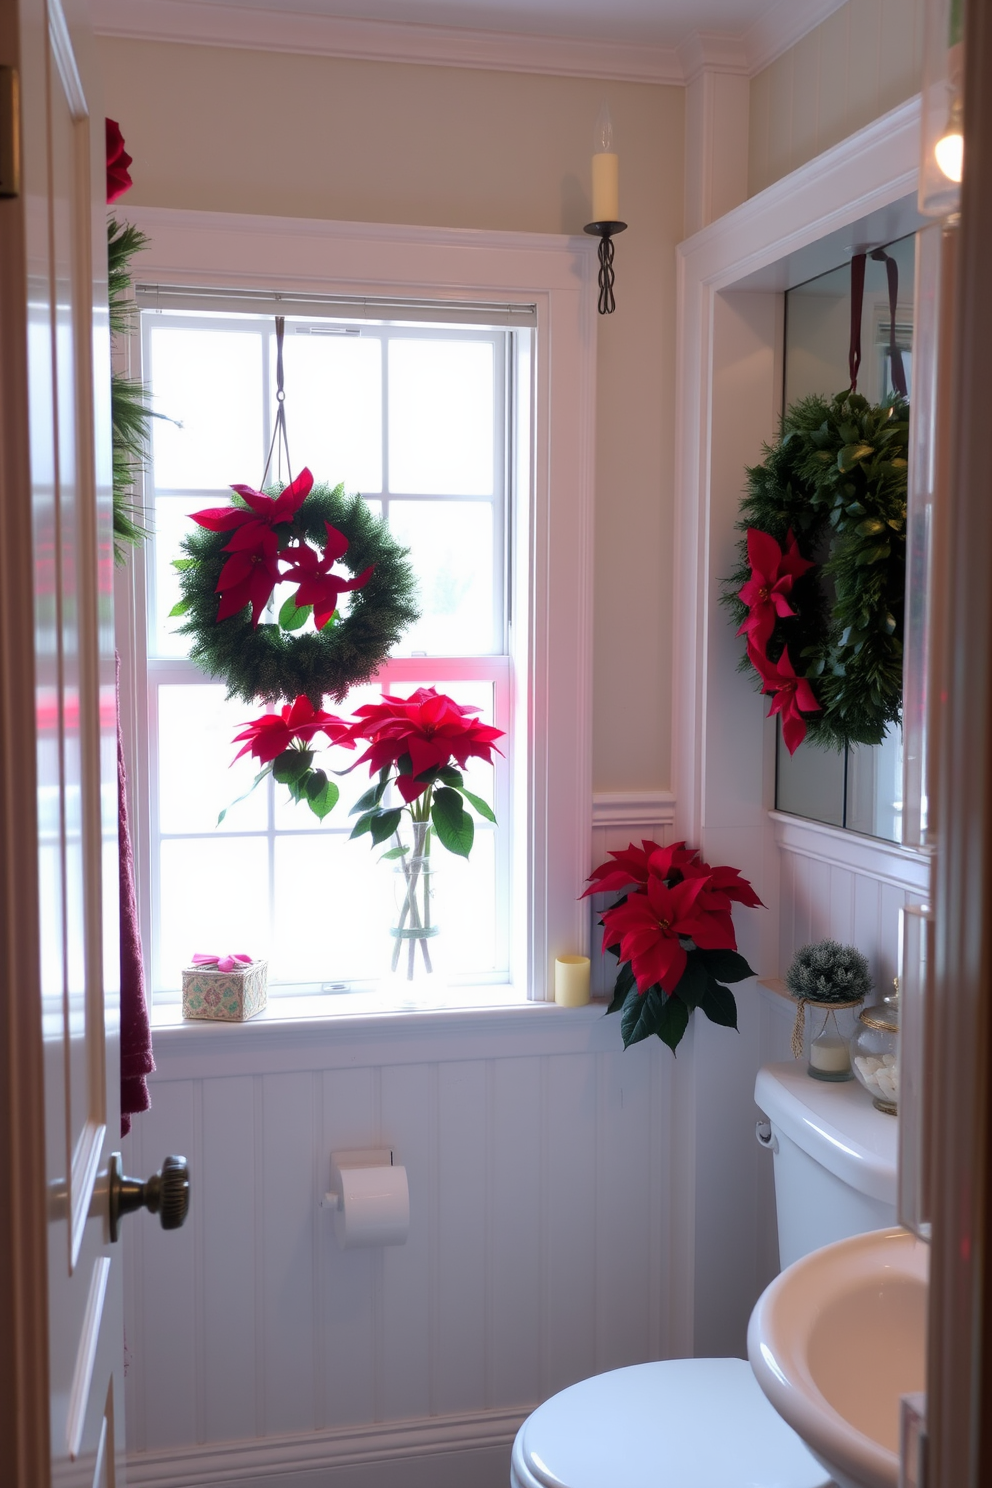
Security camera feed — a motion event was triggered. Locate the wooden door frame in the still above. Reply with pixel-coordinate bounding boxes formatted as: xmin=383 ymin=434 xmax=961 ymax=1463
xmin=928 ymin=2 xmax=992 ymax=1481
xmin=0 ymin=2 xmax=54 ymax=1482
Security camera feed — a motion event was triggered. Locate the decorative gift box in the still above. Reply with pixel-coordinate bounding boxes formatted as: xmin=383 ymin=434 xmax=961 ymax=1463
xmin=182 ymin=953 xmax=267 ymax=1022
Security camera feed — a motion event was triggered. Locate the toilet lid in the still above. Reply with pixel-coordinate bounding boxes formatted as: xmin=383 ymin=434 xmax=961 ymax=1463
xmin=512 ymin=1358 xmax=832 ymax=1488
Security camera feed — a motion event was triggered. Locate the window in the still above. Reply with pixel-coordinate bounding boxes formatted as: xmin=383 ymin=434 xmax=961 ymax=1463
xmin=138 ymin=304 xmax=521 ymax=996
xmin=116 ymin=212 xmax=595 ymax=1009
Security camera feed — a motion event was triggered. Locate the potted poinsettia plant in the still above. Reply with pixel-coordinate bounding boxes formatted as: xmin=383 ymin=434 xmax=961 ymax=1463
xmin=343 ymin=688 xmax=504 ymax=979
xmin=584 ymin=840 xmax=763 ymax=1051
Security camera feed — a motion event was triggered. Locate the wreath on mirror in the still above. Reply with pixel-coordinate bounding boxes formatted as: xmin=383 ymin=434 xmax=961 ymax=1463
xmin=722 ymin=389 xmax=909 ymax=752
xmin=172 ymin=472 xmax=420 ymax=706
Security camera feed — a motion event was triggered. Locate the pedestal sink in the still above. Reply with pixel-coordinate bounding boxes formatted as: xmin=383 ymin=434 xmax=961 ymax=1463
xmin=747 ymin=1226 xmax=927 ymax=1488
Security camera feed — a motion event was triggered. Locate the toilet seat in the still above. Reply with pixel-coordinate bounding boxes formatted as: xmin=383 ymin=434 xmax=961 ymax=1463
xmin=510 ymin=1358 xmax=832 ymax=1488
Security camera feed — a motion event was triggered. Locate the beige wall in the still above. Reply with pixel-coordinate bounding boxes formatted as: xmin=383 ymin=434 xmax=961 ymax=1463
xmin=748 ymin=0 xmax=924 ymax=196
xmin=99 ymin=38 xmax=683 ymax=792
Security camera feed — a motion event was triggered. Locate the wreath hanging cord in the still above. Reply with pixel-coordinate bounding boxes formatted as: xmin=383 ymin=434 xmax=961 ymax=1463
xmin=172 ymin=312 xmax=420 ymax=705
xmin=723 ymin=251 xmax=909 ymax=753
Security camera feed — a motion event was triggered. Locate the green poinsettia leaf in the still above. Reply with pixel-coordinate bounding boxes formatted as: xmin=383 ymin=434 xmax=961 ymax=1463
xmin=217 ymin=765 xmax=272 ymax=825
xmin=431 ymin=786 xmax=474 ymax=859
xmin=273 ymin=748 xmax=313 ymax=784
xmin=351 ymin=778 xmax=388 ymax=814
xmin=672 ymin=955 xmax=710 ymax=1009
xmin=438 ymin=765 xmax=463 ymax=787
xmin=699 ymin=981 xmax=739 ymax=1030
xmin=350 ymin=809 xmax=375 ymax=839
xmin=606 ymin=961 xmax=636 ymax=1015
xmin=380 ymin=845 xmax=409 ymax=861
xmin=172 ymin=557 xmax=196 ymax=571
xmin=620 ymin=985 xmax=661 ymax=1046
xmin=168 ymin=598 xmax=192 ymax=618
xmin=458 ymin=787 xmax=497 ymax=823
xmin=305 ymin=770 xmax=339 ymax=820
xmin=370 ymin=807 xmax=403 ymax=846
xmin=278 ymin=595 xmax=313 ymax=631
xmin=691 ymin=947 xmax=755 ymax=984
xmin=655 ymin=994 xmax=691 ymax=1050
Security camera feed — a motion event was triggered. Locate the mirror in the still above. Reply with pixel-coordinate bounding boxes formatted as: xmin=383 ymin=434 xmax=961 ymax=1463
xmin=774 ymin=232 xmax=915 ymax=843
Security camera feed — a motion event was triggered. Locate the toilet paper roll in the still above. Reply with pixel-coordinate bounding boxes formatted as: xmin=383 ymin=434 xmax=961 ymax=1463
xmin=334 ymin=1164 xmax=410 ymax=1249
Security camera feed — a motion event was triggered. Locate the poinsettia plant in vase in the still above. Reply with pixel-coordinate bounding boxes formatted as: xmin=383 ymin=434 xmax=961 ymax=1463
xmin=584 ymin=840 xmax=763 ymax=1052
xmin=224 ymin=686 xmax=504 ymax=981
xmin=343 ymin=688 xmax=504 ymax=979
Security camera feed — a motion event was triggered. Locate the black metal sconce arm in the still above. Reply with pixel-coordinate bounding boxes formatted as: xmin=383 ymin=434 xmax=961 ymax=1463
xmin=583 ymin=221 xmax=628 ymax=315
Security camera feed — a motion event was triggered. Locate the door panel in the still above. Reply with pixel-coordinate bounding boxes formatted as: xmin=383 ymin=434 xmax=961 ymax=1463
xmin=18 ymin=0 xmax=124 ymax=1482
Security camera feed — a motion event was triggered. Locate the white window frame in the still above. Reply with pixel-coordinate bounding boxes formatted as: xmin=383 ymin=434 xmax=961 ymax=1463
xmin=115 ymin=207 xmax=597 ymax=1005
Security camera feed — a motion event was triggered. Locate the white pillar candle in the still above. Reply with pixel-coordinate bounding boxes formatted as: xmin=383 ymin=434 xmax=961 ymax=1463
xmin=591 ymin=152 xmax=619 ymax=222
xmin=555 ymin=955 xmax=591 ymax=1007
xmin=809 ymin=1035 xmax=851 ymax=1075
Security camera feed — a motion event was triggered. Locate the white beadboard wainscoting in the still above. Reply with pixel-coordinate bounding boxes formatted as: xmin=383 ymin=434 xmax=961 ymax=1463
xmin=122 ymin=1004 xmax=681 ymax=1488
xmin=773 ymin=813 xmax=932 ymax=982
xmin=121 ymin=792 xmax=928 ymax=1488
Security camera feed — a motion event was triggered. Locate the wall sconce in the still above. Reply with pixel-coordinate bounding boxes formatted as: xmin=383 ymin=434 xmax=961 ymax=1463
xmin=585 ymin=105 xmax=627 ymax=315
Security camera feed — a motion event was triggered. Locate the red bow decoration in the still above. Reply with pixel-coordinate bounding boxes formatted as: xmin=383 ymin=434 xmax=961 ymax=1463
xmin=747 ymin=642 xmax=821 ymax=755
xmin=737 ymin=528 xmax=815 ymax=652
xmin=191 ymin=952 xmax=253 ymax=973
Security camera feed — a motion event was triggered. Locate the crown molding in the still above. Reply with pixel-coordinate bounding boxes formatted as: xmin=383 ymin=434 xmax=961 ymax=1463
xmin=676 ymin=30 xmax=749 ymax=83
xmin=743 ymin=0 xmax=848 ymax=75
xmin=89 ymin=0 xmax=684 ymax=83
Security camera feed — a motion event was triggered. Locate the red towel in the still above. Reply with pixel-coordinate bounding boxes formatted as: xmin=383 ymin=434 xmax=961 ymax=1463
xmin=118 ymin=656 xmax=154 ymax=1135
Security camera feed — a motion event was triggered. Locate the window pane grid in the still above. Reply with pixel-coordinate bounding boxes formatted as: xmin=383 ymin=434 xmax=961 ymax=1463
xmin=140 ymin=307 xmax=512 ymax=1000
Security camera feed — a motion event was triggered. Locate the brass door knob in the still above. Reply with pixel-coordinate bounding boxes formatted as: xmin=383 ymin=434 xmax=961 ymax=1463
xmin=108 ymin=1152 xmax=190 ymax=1242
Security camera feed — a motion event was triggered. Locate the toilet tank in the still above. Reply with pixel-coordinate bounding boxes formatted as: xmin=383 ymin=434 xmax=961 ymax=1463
xmin=755 ymin=1062 xmax=897 ymax=1271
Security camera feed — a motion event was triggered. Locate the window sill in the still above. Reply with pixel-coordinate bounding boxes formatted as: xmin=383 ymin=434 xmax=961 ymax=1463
xmin=144 ymin=987 xmax=615 ymax=1077
xmin=150 ymin=983 xmax=613 ymax=1035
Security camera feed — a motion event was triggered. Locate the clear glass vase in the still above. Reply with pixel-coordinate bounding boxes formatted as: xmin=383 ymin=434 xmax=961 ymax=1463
xmin=389 ymin=823 xmax=441 ymax=983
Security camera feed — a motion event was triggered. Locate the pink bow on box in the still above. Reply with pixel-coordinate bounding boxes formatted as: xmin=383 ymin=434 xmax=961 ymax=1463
xmin=192 ymin=952 xmax=253 ymax=973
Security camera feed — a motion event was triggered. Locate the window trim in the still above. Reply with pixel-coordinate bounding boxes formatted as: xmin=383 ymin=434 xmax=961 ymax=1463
xmin=115 ymin=208 xmax=597 ymax=1004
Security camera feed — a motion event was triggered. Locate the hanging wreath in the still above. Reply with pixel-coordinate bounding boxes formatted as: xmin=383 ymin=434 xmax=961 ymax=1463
xmin=722 ymin=388 xmax=909 ymax=752
xmin=172 ymin=469 xmax=420 ymax=705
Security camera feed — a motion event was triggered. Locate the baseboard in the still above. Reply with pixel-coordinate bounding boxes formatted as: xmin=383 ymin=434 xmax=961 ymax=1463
xmin=126 ymin=1406 xmax=530 ymax=1488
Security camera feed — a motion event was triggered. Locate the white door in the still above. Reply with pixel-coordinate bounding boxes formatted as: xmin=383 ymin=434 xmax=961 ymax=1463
xmin=0 ymin=2 xmax=178 ymax=1483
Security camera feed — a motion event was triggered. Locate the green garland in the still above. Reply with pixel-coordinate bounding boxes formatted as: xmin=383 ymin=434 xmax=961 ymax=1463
xmin=173 ymin=481 xmax=420 ymax=705
xmin=109 ymin=218 xmax=155 ymax=562
xmin=723 ymin=390 xmax=909 ymax=749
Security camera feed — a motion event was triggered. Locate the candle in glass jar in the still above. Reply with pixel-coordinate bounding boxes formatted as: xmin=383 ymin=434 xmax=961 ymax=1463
xmin=809 ymin=1035 xmax=851 ymax=1075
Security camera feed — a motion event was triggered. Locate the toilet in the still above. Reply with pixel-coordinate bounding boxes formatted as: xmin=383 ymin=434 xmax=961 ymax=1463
xmin=510 ymin=1061 xmax=898 ymax=1488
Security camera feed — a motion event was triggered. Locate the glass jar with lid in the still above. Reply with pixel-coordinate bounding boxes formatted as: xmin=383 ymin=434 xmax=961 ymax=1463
xmin=850 ymin=979 xmax=899 ymax=1114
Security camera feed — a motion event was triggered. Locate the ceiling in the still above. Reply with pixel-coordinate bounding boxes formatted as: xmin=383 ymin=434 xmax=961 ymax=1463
xmin=179 ymin=0 xmax=830 ymax=48
xmin=91 ymin=0 xmax=847 ymax=81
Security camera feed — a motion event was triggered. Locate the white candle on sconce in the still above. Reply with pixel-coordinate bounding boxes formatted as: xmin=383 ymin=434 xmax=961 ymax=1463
xmin=591 ymin=104 xmax=619 ymax=222
xmin=555 ymin=955 xmax=591 ymax=1007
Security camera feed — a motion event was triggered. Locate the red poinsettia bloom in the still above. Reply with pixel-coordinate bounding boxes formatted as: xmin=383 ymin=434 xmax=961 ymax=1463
xmin=192 ymin=467 xmax=314 ymax=546
xmin=600 ymin=874 xmax=734 ymax=995
xmin=214 ymin=528 xmax=283 ymax=626
xmin=280 ymin=522 xmax=374 ymax=630
xmin=232 ymin=695 xmax=354 ymax=766
xmin=581 ymin=839 xmax=701 ymax=899
xmin=106 ymin=119 xmax=132 ymax=203
xmin=348 ymin=686 xmax=504 ymax=803
xmin=748 ymin=642 xmax=821 ymax=756
xmin=737 ymin=528 xmax=815 ymax=651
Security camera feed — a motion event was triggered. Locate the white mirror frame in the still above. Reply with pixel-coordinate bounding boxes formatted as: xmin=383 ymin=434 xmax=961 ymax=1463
xmin=672 ymin=93 xmax=930 ymax=984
